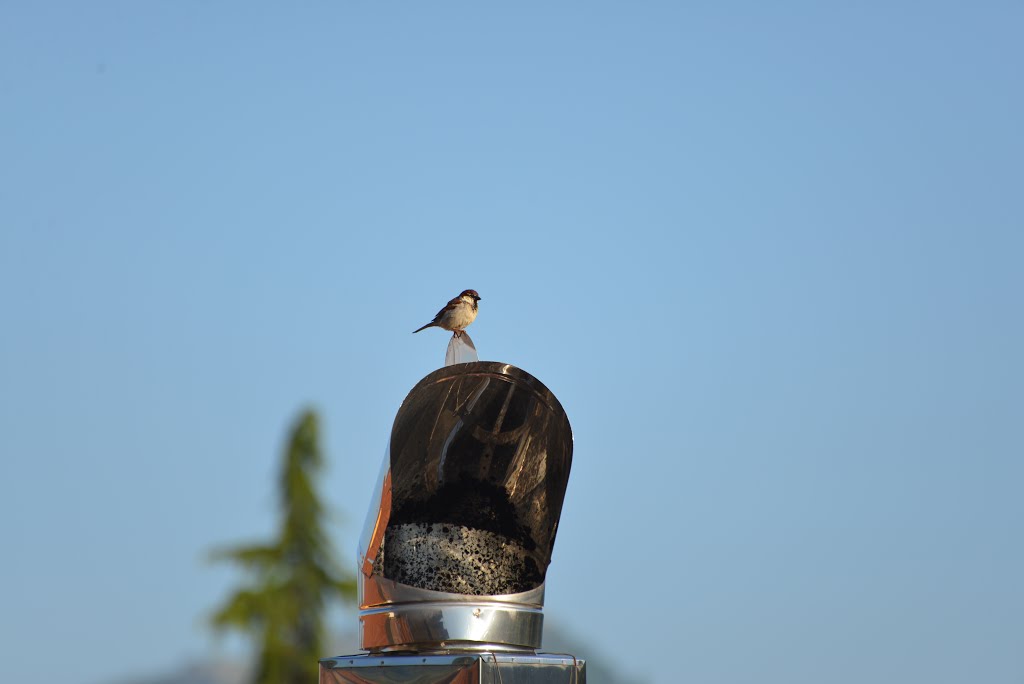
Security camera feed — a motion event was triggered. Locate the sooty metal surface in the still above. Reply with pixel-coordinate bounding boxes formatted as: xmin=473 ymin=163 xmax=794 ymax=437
xmin=357 ymin=361 xmax=573 ymax=652
xmin=386 ymin=362 xmax=572 ymax=590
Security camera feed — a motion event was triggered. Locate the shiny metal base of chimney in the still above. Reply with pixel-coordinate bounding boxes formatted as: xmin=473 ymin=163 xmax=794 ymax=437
xmin=319 ymin=652 xmax=586 ymax=683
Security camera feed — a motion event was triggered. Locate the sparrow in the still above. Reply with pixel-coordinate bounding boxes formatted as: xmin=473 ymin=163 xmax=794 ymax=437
xmin=412 ymin=289 xmax=481 ymax=337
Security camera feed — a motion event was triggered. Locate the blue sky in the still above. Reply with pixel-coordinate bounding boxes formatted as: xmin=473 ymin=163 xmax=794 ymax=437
xmin=1 ymin=2 xmax=1022 ymax=683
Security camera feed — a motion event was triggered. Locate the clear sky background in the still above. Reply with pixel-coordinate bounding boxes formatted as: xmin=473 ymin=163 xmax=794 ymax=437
xmin=1 ymin=3 xmax=1022 ymax=684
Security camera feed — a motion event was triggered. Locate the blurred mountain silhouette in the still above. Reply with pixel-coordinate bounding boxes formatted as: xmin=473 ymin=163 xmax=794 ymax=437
xmin=105 ymin=660 xmax=251 ymax=684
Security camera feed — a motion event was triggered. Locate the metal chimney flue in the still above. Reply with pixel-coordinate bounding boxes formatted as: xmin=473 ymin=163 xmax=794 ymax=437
xmin=321 ymin=361 xmax=585 ymax=683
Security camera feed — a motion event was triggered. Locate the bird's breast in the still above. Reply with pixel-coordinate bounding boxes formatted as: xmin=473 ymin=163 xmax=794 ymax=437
xmin=444 ymin=303 xmax=477 ymax=330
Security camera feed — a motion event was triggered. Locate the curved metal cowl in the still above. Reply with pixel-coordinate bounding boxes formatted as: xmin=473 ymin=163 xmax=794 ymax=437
xmin=358 ymin=361 xmax=573 ymax=652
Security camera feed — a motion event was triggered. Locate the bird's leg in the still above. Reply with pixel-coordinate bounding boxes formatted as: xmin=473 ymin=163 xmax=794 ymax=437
xmin=453 ymin=330 xmax=463 ymax=338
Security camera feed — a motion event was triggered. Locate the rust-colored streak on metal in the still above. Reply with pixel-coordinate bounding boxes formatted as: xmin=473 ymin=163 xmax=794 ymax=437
xmin=360 ymin=469 xmax=392 ymax=578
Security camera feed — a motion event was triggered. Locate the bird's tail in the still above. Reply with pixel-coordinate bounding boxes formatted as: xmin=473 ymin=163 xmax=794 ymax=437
xmin=412 ymin=322 xmax=436 ymax=334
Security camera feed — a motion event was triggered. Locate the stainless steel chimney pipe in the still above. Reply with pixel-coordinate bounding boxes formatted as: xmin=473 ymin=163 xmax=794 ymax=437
xmin=321 ymin=361 xmax=584 ymax=683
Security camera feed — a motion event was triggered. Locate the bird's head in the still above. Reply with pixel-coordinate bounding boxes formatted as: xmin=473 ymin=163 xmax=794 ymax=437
xmin=459 ymin=289 xmax=481 ymax=302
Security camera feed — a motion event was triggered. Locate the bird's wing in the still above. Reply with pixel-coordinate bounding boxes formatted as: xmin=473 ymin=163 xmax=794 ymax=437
xmin=432 ymin=296 xmax=462 ymax=322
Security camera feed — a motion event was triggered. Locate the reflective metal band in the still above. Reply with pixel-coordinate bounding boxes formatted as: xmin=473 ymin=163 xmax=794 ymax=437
xmin=360 ymin=602 xmax=544 ymax=652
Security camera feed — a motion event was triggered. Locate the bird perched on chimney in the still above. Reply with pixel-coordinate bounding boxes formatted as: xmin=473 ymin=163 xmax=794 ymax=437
xmin=413 ymin=290 xmax=481 ymax=338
